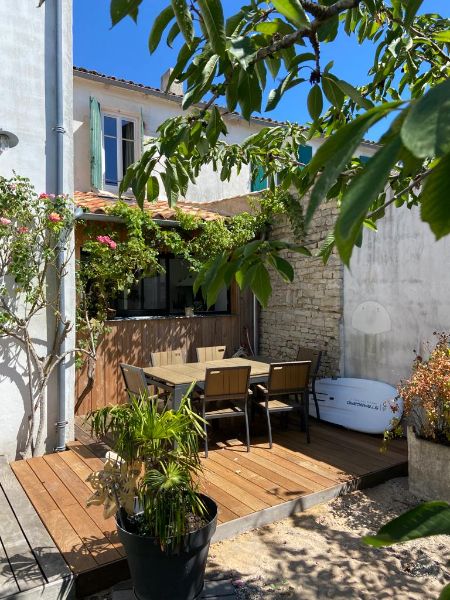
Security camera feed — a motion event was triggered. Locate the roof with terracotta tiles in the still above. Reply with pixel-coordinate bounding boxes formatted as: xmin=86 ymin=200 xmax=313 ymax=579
xmin=74 ymin=191 xmax=224 ymax=221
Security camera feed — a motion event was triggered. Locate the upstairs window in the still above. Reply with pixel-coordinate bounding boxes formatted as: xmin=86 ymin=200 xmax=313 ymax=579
xmin=103 ymin=114 xmax=136 ymax=188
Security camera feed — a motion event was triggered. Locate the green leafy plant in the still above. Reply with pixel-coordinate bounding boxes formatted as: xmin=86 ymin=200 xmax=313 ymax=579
xmin=364 ymin=501 xmax=450 ymax=599
xmin=98 ymin=0 xmax=449 ymax=302
xmin=87 ymin=393 xmax=207 ymax=550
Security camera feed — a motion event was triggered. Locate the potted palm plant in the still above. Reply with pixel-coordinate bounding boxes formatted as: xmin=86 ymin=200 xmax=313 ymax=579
xmin=389 ymin=332 xmax=450 ymax=501
xmin=86 ymin=394 xmax=217 ymax=600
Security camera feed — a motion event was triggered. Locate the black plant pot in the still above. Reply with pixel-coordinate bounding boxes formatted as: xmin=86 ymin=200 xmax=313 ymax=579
xmin=117 ymin=494 xmax=218 ymax=600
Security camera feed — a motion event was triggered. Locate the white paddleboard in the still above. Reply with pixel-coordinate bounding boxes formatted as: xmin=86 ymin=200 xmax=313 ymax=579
xmin=310 ymin=377 xmax=402 ymax=434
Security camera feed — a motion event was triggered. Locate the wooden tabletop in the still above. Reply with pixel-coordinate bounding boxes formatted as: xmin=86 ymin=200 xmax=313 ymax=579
xmin=143 ymin=357 xmax=271 ymax=386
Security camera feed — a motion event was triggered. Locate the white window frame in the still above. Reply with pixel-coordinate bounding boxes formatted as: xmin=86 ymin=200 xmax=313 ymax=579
xmin=101 ymin=111 xmax=139 ymax=192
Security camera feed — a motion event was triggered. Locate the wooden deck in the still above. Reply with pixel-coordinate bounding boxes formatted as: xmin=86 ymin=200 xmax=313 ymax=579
xmin=9 ymin=419 xmax=407 ymax=596
xmin=0 ymin=457 xmax=74 ymax=600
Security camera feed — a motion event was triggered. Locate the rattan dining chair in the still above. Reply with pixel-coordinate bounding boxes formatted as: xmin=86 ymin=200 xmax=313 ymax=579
xmin=150 ymin=348 xmax=186 ymax=367
xmin=253 ymin=361 xmax=312 ymax=447
xmin=198 ymin=365 xmax=251 ymax=458
xmin=296 ymin=347 xmax=322 ymax=420
xmin=196 ymin=345 xmax=226 ymax=362
xmin=119 ymin=363 xmax=151 ymax=402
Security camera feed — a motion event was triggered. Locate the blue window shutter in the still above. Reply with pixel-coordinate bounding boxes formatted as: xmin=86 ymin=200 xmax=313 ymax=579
xmin=90 ymin=97 xmax=102 ymax=189
xmin=299 ymin=144 xmax=312 ymax=166
xmin=251 ymin=165 xmax=267 ymax=192
xmin=360 ymin=154 xmax=370 ymax=164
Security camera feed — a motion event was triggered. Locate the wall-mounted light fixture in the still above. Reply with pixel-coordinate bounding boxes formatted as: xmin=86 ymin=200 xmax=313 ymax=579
xmin=0 ymin=130 xmax=19 ymax=156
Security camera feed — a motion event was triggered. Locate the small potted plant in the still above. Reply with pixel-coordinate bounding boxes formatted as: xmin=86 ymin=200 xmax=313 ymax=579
xmin=392 ymin=332 xmax=450 ymax=501
xmin=87 ymin=394 xmax=217 ymax=600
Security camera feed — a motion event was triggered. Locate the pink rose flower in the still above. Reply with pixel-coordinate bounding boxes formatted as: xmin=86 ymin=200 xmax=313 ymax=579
xmin=17 ymin=226 xmax=29 ymax=234
xmin=48 ymin=212 xmax=62 ymax=222
xmin=0 ymin=217 xmax=12 ymax=226
xmin=96 ymin=235 xmax=117 ymax=249
xmin=39 ymin=193 xmax=50 ymax=199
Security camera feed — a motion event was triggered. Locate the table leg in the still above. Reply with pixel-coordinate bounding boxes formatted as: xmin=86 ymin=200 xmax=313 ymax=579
xmin=172 ymin=384 xmax=190 ymax=411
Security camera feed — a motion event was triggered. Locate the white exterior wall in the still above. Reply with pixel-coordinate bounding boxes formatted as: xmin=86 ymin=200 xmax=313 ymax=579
xmin=73 ymin=76 xmax=264 ymax=201
xmin=343 ymin=204 xmax=450 ymax=385
xmin=0 ymin=0 xmax=74 ymax=459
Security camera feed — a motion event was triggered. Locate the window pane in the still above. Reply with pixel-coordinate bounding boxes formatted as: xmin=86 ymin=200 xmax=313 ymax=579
xmin=104 ymin=136 xmax=118 ymax=185
xmin=142 ymin=272 xmax=166 ymax=310
xmin=122 ymin=120 xmax=134 ymax=141
xmin=122 ymin=139 xmax=135 ymax=174
xmin=169 ymin=259 xmax=194 ymax=313
xmin=104 ymin=116 xmax=117 ymax=137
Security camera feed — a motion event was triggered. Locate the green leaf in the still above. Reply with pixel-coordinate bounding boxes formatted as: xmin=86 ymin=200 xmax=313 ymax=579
xmin=404 ymin=0 xmax=423 ymax=28
xmin=171 ymin=0 xmax=194 ymax=46
xmin=322 ymin=77 xmax=344 ymax=110
xmin=334 ymin=79 xmax=374 ymax=110
xmin=335 ymin=135 xmax=402 ymax=264
xmin=305 ymin=102 xmax=402 ymax=225
xmin=317 ymin=231 xmax=335 ymax=264
xmin=238 ymin=69 xmax=262 ymax=121
xmin=255 ymin=18 xmax=295 ymax=36
xmin=182 ymin=54 xmax=219 ymax=109
xmin=307 ymin=84 xmax=323 ymax=121
xmin=266 ymin=72 xmax=297 ymax=111
xmin=149 ymin=5 xmax=175 ymax=53
xmin=421 ymin=152 xmax=450 ymax=239
xmin=110 ymin=0 xmax=142 ymax=25
xmin=271 ymin=255 xmax=294 ymax=282
xmin=401 ymin=78 xmax=450 ymax=159
xmin=197 ymin=0 xmax=226 ymax=57
xmin=165 ymin=38 xmax=201 ymax=90
xmin=228 ymin=37 xmax=256 ymax=69
xmin=166 ymin=21 xmax=181 ymax=47
xmin=272 ymin=0 xmax=309 ymax=28
xmin=146 ymin=176 xmax=160 ymax=202
xmin=433 ymin=30 xmax=450 ymax=43
xmin=363 ymin=501 xmax=450 ymax=547
xmin=248 ymin=262 xmax=272 ymax=307
xmin=439 ymin=583 xmax=450 ymax=600
xmin=206 ymin=106 xmax=227 ymax=146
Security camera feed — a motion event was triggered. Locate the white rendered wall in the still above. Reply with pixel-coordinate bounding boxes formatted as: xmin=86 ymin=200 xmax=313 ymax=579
xmin=0 ymin=0 xmax=74 ymax=459
xmin=343 ymin=203 xmax=450 ymax=386
xmin=73 ymin=77 xmax=264 ymax=201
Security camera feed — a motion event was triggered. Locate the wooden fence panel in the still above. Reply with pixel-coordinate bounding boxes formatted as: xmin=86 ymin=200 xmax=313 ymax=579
xmin=75 ymin=314 xmax=247 ymax=414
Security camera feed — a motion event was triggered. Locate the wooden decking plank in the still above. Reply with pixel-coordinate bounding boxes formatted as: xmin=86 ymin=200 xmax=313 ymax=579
xmin=74 ymin=424 xmax=109 ymax=459
xmin=66 ymin=441 xmax=105 ymax=471
xmin=58 ymin=449 xmax=95 ymax=485
xmin=220 ymin=449 xmax=311 ymax=496
xmin=201 ymin=468 xmax=270 ymax=512
xmin=27 ymin=458 xmax=78 ymax=509
xmin=199 ymin=478 xmax=254 ymax=518
xmin=43 ymin=454 xmax=123 ymax=560
xmin=0 ymin=457 xmax=70 ymax=584
xmin=40 ymin=509 xmax=98 ymax=573
xmin=207 ymin=450 xmax=294 ymax=501
xmin=0 ymin=486 xmax=45 ymax=591
xmin=255 ymin=442 xmax=346 ymax=487
xmin=10 ymin=461 xmax=59 ymax=515
xmin=202 ymin=455 xmax=284 ymax=506
xmin=0 ymin=537 xmax=19 ymax=598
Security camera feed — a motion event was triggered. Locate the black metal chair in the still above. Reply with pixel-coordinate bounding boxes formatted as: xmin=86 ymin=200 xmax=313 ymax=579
xmin=253 ymin=361 xmax=312 ymax=447
xmin=198 ymin=365 xmax=251 ymax=458
xmin=296 ymin=347 xmax=322 ymax=420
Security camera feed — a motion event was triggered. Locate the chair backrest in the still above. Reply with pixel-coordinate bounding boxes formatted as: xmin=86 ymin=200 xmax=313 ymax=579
xmin=150 ymin=349 xmax=186 ymax=367
xmin=296 ymin=347 xmax=322 ymax=379
xmin=196 ymin=345 xmax=226 ymax=362
xmin=120 ymin=363 xmax=149 ymax=399
xmin=267 ymin=361 xmax=311 ymax=395
xmin=204 ymin=366 xmax=251 ymax=402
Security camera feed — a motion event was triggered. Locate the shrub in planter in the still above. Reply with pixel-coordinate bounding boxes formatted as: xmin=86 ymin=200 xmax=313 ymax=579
xmin=390 ymin=332 xmax=450 ymax=501
xmin=87 ymin=395 xmax=217 ymax=600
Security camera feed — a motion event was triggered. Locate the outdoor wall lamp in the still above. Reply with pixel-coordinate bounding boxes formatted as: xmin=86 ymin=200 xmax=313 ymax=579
xmin=0 ymin=130 xmax=19 ymax=156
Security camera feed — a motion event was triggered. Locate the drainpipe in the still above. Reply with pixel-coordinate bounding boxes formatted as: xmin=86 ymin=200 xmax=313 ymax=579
xmin=55 ymin=0 xmax=68 ymax=452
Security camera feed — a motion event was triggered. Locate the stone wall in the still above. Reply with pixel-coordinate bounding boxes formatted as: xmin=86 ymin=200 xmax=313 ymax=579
xmin=259 ymin=199 xmax=343 ymax=377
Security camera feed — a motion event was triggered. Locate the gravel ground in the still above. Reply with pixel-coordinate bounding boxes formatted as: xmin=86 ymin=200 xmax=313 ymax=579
xmin=84 ymin=478 xmax=449 ymax=600
xmin=206 ymin=478 xmax=449 ymax=599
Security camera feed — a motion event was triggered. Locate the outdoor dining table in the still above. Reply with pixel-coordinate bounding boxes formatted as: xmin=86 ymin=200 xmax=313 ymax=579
xmin=142 ymin=357 xmax=271 ymax=411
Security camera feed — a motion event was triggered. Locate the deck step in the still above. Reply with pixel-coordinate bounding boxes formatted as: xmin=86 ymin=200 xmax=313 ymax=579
xmin=110 ymin=578 xmax=236 ymax=600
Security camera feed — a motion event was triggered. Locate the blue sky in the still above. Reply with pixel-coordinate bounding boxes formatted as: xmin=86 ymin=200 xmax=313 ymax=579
xmin=74 ymin=1 xmax=448 ymax=140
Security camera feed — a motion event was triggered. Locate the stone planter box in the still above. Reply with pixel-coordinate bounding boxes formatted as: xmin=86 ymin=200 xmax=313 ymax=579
xmin=408 ymin=427 xmax=450 ymax=502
